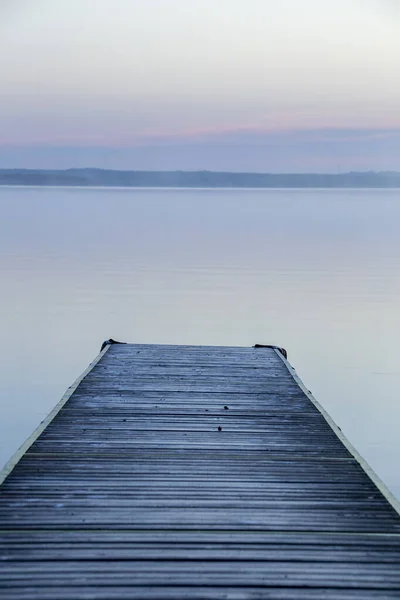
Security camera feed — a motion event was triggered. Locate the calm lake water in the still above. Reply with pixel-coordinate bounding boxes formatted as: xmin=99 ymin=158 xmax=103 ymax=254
xmin=1 ymin=186 xmax=399 ymax=498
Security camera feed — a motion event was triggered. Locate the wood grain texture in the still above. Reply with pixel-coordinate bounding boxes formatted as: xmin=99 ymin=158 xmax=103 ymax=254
xmin=1 ymin=343 xmax=400 ymax=599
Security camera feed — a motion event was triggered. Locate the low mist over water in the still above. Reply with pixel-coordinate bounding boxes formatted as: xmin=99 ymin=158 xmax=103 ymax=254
xmin=0 ymin=186 xmax=399 ymax=498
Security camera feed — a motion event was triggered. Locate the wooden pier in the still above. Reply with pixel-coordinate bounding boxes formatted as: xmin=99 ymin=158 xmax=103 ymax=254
xmin=1 ymin=342 xmax=400 ymax=599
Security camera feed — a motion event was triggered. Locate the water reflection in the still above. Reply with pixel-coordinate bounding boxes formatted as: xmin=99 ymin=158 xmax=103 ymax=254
xmin=0 ymin=186 xmax=399 ymax=497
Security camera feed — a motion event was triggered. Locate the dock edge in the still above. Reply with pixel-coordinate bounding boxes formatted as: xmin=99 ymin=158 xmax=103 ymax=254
xmin=274 ymin=348 xmax=400 ymax=518
xmin=0 ymin=344 xmax=111 ymax=485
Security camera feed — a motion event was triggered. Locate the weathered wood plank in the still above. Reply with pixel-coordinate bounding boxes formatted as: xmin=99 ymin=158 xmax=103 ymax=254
xmin=3 ymin=589 xmax=400 ymax=600
xmin=1 ymin=342 xmax=400 ymax=599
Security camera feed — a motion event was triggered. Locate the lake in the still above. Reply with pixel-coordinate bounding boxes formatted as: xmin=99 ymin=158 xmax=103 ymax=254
xmin=0 ymin=186 xmax=399 ymax=499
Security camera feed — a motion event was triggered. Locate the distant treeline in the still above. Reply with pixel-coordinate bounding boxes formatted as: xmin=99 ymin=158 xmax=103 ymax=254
xmin=1 ymin=168 xmax=400 ymax=188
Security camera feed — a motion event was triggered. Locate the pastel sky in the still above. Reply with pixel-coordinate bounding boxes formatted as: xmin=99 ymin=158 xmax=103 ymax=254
xmin=1 ymin=0 xmax=400 ymax=171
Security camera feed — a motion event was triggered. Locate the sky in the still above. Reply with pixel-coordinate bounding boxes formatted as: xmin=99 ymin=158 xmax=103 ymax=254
xmin=1 ymin=0 xmax=400 ymax=172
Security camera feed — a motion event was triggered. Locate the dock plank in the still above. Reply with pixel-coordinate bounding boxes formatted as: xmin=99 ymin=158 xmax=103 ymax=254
xmin=1 ymin=343 xmax=400 ymax=599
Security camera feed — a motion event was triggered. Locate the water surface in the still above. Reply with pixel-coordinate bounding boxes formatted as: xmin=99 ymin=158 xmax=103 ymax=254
xmin=1 ymin=186 xmax=399 ymax=498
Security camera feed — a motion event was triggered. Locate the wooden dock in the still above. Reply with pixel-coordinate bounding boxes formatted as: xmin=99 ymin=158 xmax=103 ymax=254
xmin=1 ymin=342 xmax=400 ymax=599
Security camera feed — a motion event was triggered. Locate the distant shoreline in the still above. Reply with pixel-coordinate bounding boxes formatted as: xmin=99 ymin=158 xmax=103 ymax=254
xmin=1 ymin=168 xmax=400 ymax=188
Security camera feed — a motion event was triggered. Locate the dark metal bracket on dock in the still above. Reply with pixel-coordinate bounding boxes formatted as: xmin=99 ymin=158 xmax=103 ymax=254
xmin=254 ymin=344 xmax=287 ymax=359
xmin=100 ymin=338 xmax=126 ymax=352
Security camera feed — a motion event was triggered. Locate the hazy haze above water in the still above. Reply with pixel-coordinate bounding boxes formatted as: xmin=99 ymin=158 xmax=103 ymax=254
xmin=0 ymin=186 xmax=399 ymax=498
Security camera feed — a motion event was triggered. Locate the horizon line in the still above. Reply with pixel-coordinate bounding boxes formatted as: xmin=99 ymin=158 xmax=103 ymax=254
xmin=1 ymin=167 xmax=400 ymax=176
